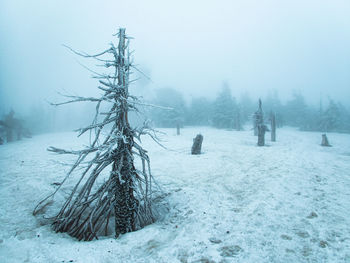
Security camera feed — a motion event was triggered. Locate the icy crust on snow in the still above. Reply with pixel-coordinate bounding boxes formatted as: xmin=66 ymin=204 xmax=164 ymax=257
xmin=0 ymin=127 xmax=349 ymax=262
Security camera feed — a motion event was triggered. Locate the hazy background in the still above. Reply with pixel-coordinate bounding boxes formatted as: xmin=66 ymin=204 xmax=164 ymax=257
xmin=0 ymin=0 xmax=349 ymax=132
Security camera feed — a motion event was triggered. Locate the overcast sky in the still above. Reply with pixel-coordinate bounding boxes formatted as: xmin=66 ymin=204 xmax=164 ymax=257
xmin=1 ymin=0 xmax=349 ymax=114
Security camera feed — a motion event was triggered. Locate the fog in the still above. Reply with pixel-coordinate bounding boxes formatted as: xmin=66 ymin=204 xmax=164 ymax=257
xmin=1 ymin=0 xmax=349 ymax=132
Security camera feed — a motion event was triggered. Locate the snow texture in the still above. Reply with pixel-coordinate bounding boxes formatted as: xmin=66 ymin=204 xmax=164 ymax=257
xmin=0 ymin=127 xmax=349 ymax=262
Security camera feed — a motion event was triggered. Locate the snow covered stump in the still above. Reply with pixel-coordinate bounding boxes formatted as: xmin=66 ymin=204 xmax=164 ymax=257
xmin=257 ymin=124 xmax=268 ymax=146
xmin=33 ymin=28 xmax=157 ymax=241
xmin=191 ymin=134 xmax=203 ymax=155
xmin=321 ymin=134 xmax=331 ymax=147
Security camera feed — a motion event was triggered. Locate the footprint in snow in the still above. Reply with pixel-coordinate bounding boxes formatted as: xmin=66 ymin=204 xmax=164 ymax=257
xmin=209 ymin=237 xmax=222 ymax=244
xmin=280 ymin=234 xmax=292 ymax=240
xmin=219 ymin=245 xmax=243 ymax=257
xmin=296 ymin=230 xmax=310 ymax=239
xmin=306 ymin=211 xmax=318 ymax=219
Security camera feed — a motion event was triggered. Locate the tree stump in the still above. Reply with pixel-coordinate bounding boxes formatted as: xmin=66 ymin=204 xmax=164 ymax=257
xmin=257 ymin=124 xmax=267 ymax=146
xmin=321 ymin=134 xmax=331 ymax=147
xmin=191 ymin=134 xmax=203 ymax=155
xmin=176 ymin=121 xmax=180 ymax=135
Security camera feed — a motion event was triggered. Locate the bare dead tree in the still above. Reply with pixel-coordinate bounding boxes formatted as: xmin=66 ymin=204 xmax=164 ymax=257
xmin=33 ymin=28 xmax=159 ymax=241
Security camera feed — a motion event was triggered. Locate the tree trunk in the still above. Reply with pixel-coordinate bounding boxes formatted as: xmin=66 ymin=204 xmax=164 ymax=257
xmin=257 ymin=124 xmax=266 ymax=146
xmin=271 ymin=113 xmax=276 ymax=142
xmin=114 ymin=134 xmax=137 ymax=237
xmin=321 ymin=134 xmax=331 ymax=147
xmin=113 ymin=28 xmax=137 ymax=237
xmin=191 ymin=134 xmax=203 ymax=155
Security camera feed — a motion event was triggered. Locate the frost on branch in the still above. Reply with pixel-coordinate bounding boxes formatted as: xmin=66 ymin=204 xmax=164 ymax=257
xmin=33 ymin=28 xmax=159 ymax=241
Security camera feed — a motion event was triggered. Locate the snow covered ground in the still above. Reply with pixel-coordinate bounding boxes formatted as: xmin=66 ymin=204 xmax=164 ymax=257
xmin=0 ymin=127 xmax=349 ymax=263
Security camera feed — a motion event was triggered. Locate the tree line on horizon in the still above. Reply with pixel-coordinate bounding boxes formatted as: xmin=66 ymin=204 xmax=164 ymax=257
xmin=149 ymin=86 xmax=350 ymax=134
xmin=1 ymin=85 xmax=349 ymax=138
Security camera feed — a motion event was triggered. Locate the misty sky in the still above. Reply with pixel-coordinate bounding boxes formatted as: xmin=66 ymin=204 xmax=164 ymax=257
xmin=1 ymin=0 xmax=349 ymax=115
